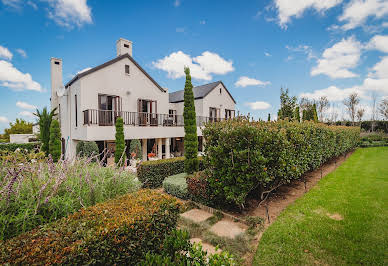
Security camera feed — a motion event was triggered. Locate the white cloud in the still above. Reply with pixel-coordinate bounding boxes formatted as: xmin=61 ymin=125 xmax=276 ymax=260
xmin=0 ymin=60 xmax=42 ymax=91
xmin=19 ymin=110 xmax=35 ymax=118
xmin=311 ymin=36 xmax=362 ymax=79
xmin=0 ymin=45 xmax=13 ymax=60
xmin=264 ymin=52 xmax=272 ymax=57
xmin=16 ymin=101 xmax=37 ymax=110
xmin=27 ymin=0 xmax=37 ymax=10
xmin=152 ymin=51 xmax=234 ymax=81
xmin=286 ymin=44 xmax=316 ymax=60
xmin=46 ymin=0 xmax=92 ymax=28
xmin=1 ymin=0 xmax=21 ymax=8
xmin=273 ymin=0 xmax=342 ymax=28
xmin=339 ymin=0 xmax=388 ymax=30
xmin=300 ymin=85 xmax=366 ymax=101
xmin=174 ymin=0 xmax=180 ymax=7
xmin=245 ymin=101 xmax=272 ymax=110
xmin=368 ymin=56 xmax=388 ymax=79
xmin=16 ymin=48 xmax=27 ymax=58
xmin=0 ymin=116 xmax=9 ymax=123
xmin=235 ymin=76 xmax=271 ymax=87
xmin=366 ymin=35 xmax=388 ymax=53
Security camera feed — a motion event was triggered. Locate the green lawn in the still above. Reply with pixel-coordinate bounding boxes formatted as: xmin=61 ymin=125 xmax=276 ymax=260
xmin=253 ymin=147 xmax=388 ymax=265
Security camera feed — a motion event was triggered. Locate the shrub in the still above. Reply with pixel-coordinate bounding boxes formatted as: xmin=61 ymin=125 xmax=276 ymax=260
xmin=203 ymin=119 xmax=360 ymax=208
xmin=0 ymin=156 xmax=141 ymax=240
xmin=115 ymin=117 xmax=125 ymax=166
xmin=187 ymin=171 xmax=212 ymax=205
xmin=139 ymin=229 xmax=235 ymax=265
xmin=361 ymin=120 xmax=388 ymax=133
xmin=0 ymin=142 xmax=40 ymax=152
xmin=49 ymin=119 xmax=61 ymax=162
xmin=35 ymin=107 xmax=57 ymax=156
xmin=130 ymin=139 xmax=142 ymax=160
xmin=76 ymin=141 xmax=99 ymax=158
xmin=0 ymin=190 xmax=180 ymax=265
xmin=163 ymin=173 xmax=188 ymax=199
xmin=138 ymin=157 xmax=204 ymax=188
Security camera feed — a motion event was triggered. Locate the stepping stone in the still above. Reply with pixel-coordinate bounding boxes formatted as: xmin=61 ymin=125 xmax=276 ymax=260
xmin=180 ymin=209 xmax=213 ymax=224
xmin=190 ymin=238 xmax=221 ymax=255
xmin=209 ymin=219 xmax=246 ymax=239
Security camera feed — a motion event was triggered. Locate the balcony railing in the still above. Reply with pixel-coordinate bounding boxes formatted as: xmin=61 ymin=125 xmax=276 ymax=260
xmin=83 ymin=109 xmax=228 ymax=127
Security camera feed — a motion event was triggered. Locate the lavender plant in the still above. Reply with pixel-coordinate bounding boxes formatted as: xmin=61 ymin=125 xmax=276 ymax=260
xmin=0 ymin=150 xmax=140 ymax=240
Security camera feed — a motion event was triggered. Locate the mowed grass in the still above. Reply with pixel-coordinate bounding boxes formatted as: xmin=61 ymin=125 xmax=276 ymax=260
xmin=254 ymin=147 xmax=388 ymax=265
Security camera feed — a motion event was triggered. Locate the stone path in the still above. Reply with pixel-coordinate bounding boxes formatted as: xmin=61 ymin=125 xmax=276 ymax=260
xmin=180 ymin=208 xmax=247 ymax=255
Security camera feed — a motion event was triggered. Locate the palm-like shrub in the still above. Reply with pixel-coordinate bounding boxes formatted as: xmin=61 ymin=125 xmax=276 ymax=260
xmin=34 ymin=107 xmax=57 ymax=156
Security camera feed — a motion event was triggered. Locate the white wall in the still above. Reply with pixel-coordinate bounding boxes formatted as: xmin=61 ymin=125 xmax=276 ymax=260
xmin=202 ymin=83 xmax=235 ymax=118
xmin=10 ymin=134 xmax=35 ymax=144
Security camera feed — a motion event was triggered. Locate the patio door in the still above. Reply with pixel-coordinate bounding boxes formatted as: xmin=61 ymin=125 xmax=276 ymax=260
xmin=98 ymin=94 xmax=121 ymax=126
xmin=138 ymin=99 xmax=157 ymax=125
xmin=209 ymin=107 xmax=220 ymax=122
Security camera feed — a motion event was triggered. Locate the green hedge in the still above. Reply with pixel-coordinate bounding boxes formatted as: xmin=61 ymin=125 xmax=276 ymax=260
xmin=0 ymin=142 xmax=41 ymax=152
xmin=138 ymin=157 xmax=204 ymax=188
xmin=0 ymin=190 xmax=180 ymax=265
xmin=163 ymin=173 xmax=188 ymax=199
xmin=203 ymin=120 xmax=360 ymax=208
xmin=187 ymin=171 xmax=211 ymax=205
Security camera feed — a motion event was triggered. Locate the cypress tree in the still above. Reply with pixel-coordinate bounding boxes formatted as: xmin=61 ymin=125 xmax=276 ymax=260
xmin=49 ymin=119 xmax=61 ymax=162
xmin=302 ymin=109 xmax=308 ymax=121
xmin=183 ymin=67 xmax=199 ymax=174
xmin=313 ymin=103 xmax=318 ymax=122
xmin=295 ymin=106 xmax=300 ymax=122
xmin=267 ymin=113 xmax=271 ymax=122
xmin=115 ymin=117 xmax=126 ymax=166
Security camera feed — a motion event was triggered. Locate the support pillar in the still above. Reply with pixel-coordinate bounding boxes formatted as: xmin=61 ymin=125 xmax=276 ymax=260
xmin=142 ymin=139 xmax=147 ymax=161
xmin=157 ymin=138 xmax=163 ymax=159
xmin=165 ymin=138 xmax=171 ymax=159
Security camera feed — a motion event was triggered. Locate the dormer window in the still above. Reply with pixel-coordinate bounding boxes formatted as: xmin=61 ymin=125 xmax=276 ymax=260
xmin=124 ymin=44 xmax=129 ymax=48
xmin=125 ymin=64 xmax=130 ymax=75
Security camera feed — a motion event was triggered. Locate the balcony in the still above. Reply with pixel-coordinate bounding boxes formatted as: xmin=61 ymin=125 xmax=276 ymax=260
xmin=83 ymin=109 xmax=225 ymax=127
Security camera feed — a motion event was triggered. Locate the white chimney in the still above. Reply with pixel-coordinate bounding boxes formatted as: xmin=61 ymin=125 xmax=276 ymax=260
xmin=116 ymin=38 xmax=132 ymax=57
xmin=50 ymin=57 xmax=62 ymax=111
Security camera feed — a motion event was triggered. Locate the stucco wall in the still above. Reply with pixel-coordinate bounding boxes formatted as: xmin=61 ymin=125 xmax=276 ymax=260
xmin=202 ymin=83 xmax=235 ymax=118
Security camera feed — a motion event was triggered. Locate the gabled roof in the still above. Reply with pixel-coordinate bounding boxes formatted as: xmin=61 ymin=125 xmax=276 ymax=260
xmin=169 ymin=81 xmax=236 ymax=104
xmin=65 ymin=53 xmax=166 ymax=92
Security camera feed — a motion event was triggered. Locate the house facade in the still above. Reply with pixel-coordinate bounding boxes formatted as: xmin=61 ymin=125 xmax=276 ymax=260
xmin=51 ymin=38 xmax=236 ymax=161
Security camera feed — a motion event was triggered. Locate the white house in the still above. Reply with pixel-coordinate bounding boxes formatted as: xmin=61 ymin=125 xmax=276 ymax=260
xmin=51 ymin=38 xmax=236 ymax=161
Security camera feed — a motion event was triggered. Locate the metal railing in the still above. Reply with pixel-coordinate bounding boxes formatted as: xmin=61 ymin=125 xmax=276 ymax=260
xmin=83 ymin=109 xmax=229 ymax=127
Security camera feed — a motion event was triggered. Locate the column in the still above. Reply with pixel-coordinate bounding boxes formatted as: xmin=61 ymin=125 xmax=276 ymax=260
xmin=165 ymin=138 xmax=171 ymax=159
xmin=157 ymin=138 xmax=163 ymax=159
xmin=142 ymin=139 xmax=147 ymax=161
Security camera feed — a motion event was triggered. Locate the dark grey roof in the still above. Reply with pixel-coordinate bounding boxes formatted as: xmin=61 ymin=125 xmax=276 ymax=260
xmin=169 ymin=81 xmax=236 ymax=103
xmin=65 ymin=54 xmax=166 ymax=92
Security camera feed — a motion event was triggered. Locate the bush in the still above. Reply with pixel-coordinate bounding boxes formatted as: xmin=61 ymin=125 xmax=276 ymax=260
xmin=163 ymin=173 xmax=188 ymax=199
xmin=76 ymin=141 xmax=99 ymax=158
xmin=187 ymin=171 xmax=212 ymax=205
xmin=130 ymin=139 xmax=142 ymax=160
xmin=49 ymin=119 xmax=61 ymax=162
xmin=0 ymin=142 xmax=40 ymax=152
xmin=0 ymin=190 xmax=180 ymax=265
xmin=0 ymin=156 xmax=141 ymax=240
xmin=361 ymin=120 xmax=388 ymax=133
xmin=138 ymin=156 xmax=204 ymax=188
xmin=139 ymin=229 xmax=235 ymax=265
xmin=203 ymin=119 xmax=360 ymax=208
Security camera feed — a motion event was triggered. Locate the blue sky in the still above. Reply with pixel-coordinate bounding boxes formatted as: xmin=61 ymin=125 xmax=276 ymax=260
xmin=0 ymin=0 xmax=387 ymax=133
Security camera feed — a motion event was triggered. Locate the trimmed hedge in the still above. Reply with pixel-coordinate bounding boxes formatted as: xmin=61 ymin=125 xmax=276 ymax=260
xmin=203 ymin=119 xmax=360 ymax=207
xmin=138 ymin=157 xmax=204 ymax=188
xmin=163 ymin=173 xmax=188 ymax=199
xmin=0 ymin=190 xmax=180 ymax=265
xmin=0 ymin=142 xmax=40 ymax=152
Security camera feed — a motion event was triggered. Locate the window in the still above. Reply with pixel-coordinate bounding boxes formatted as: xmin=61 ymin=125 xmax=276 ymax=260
xmin=125 ymin=64 xmax=130 ymax=75
xmin=75 ymin=95 xmax=78 ymax=127
xmin=169 ymin=109 xmax=176 ymax=117
xmin=219 ymin=88 xmax=222 ymax=94
xmin=54 ymin=61 xmax=60 ymax=65
xmin=124 ymin=44 xmax=129 ymax=48
xmin=225 ymin=109 xmax=235 ymax=119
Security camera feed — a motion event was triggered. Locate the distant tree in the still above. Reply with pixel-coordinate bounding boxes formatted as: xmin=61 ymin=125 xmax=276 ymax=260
xmin=312 ymin=103 xmax=318 ymax=122
xmin=302 ymin=109 xmax=308 ymax=121
xmin=294 ymin=106 xmax=300 ymax=122
xmin=379 ymin=99 xmax=388 ymax=120
xmin=343 ymin=93 xmax=360 ymax=126
xmin=115 ymin=117 xmax=126 ymax=166
xmin=356 ymin=108 xmax=365 ymax=123
xmin=49 ymin=119 xmax=61 ymax=162
xmin=278 ymin=88 xmax=297 ymax=120
xmin=183 ymin=67 xmax=199 ymax=174
xmin=129 ymin=139 xmax=142 ymax=160
xmin=267 ymin=113 xmax=271 ymax=122
xmin=3 ymin=118 xmax=33 ymax=142
xmin=370 ymin=92 xmax=378 ymax=131
xmin=317 ymin=96 xmax=329 ymax=122
xmin=34 ymin=107 xmax=57 ymax=156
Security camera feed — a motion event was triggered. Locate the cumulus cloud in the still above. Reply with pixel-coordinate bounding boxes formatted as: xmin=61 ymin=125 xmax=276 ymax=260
xmin=16 ymin=48 xmax=27 ymax=58
xmin=46 ymin=0 xmax=92 ymax=28
xmin=19 ymin=110 xmax=35 ymax=118
xmin=311 ymin=36 xmax=362 ymax=79
xmin=0 ymin=60 xmax=42 ymax=91
xmin=273 ymin=0 xmax=342 ymax=28
xmin=152 ymin=51 xmax=234 ymax=81
xmin=0 ymin=116 xmax=9 ymax=123
xmin=0 ymin=45 xmax=13 ymax=60
xmin=245 ymin=101 xmax=271 ymax=110
xmin=16 ymin=101 xmax=37 ymax=110
xmin=338 ymin=0 xmax=388 ymax=30
xmin=235 ymin=76 xmax=271 ymax=87
xmin=366 ymin=35 xmax=388 ymax=53
xmin=300 ymin=85 xmax=366 ymax=101
xmin=368 ymin=56 xmax=388 ymax=79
